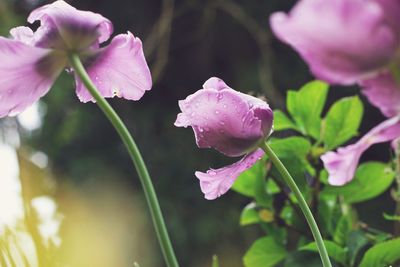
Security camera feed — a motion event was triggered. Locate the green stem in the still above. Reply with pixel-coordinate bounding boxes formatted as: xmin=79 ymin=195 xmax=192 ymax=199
xmin=68 ymin=53 xmax=179 ymax=267
xmin=261 ymin=142 xmax=332 ymax=267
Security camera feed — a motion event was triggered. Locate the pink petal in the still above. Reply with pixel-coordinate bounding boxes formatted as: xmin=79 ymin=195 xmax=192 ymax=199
xmin=360 ymin=72 xmax=400 ymax=117
xmin=321 ymin=116 xmax=400 ymax=185
xmin=27 ymin=0 xmax=113 ymax=50
xmin=270 ymin=0 xmax=399 ymax=85
xmin=202 ymin=77 xmax=229 ymax=91
xmin=75 ymin=32 xmax=152 ymax=102
xmin=0 ymin=38 xmax=64 ymax=117
xmin=175 ymin=78 xmax=273 ymax=157
xmin=195 ymin=149 xmax=264 ymax=200
xmin=9 ymin=27 xmax=35 ymax=45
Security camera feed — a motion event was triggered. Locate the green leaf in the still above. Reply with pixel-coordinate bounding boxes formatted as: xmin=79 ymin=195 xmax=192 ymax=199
xmin=269 ymin=137 xmax=312 ymax=158
xmin=334 ymin=215 xmax=352 ymax=246
xmin=266 ymin=179 xmax=280 ymax=194
xmin=300 ymin=240 xmax=347 ymax=265
xmin=243 ymin=237 xmax=287 ymax=267
xmin=254 ymin=167 xmax=271 ymax=207
xmin=359 ymin=238 xmax=400 ymax=267
xmin=318 ymin=195 xmax=337 ymax=234
xmin=383 ymin=213 xmax=400 ymax=221
xmin=323 ymin=162 xmax=395 ymax=204
xmin=232 ymin=158 xmax=266 ymax=197
xmin=347 ymin=231 xmax=369 ymax=267
xmin=270 ymin=157 xmax=308 ymax=191
xmin=287 ymin=80 xmax=328 ymax=139
xmin=240 ymin=203 xmax=261 ymax=226
xmin=323 ymin=96 xmax=363 ymax=150
xmin=273 ymin=110 xmax=298 ymax=131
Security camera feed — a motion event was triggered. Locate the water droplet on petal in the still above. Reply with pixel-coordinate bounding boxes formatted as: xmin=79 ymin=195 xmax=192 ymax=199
xmin=215 ymin=110 xmax=220 ymax=115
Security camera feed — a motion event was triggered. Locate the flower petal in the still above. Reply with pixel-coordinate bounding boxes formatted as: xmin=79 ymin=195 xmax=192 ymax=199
xmin=9 ymin=27 xmax=35 ymax=45
xmin=360 ymin=72 xmax=400 ymax=117
xmin=75 ymin=32 xmax=152 ymax=102
xmin=195 ymin=149 xmax=264 ymax=200
xmin=270 ymin=0 xmax=399 ymax=85
xmin=202 ymin=77 xmax=229 ymax=91
xmin=0 ymin=38 xmax=64 ymax=117
xmin=175 ymin=80 xmax=273 ymax=157
xmin=321 ymin=116 xmax=400 ymax=185
xmin=28 ymin=0 xmax=113 ymax=50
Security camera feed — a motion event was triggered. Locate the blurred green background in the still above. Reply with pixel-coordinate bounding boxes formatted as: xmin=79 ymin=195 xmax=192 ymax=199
xmin=0 ymin=0 xmax=393 ymax=266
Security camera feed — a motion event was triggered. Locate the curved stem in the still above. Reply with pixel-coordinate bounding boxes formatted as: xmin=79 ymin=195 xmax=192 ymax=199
xmin=261 ymin=142 xmax=332 ymax=267
xmin=68 ymin=53 xmax=179 ymax=267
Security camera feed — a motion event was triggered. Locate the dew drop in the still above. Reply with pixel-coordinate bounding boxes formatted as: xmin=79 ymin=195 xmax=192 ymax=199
xmin=215 ymin=110 xmax=220 ymax=115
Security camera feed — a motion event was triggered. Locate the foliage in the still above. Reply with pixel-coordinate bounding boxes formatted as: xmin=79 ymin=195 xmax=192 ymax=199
xmin=233 ymin=81 xmax=399 ymax=267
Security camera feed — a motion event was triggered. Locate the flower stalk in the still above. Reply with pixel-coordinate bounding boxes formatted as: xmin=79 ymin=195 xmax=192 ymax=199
xmin=260 ymin=141 xmax=332 ymax=267
xmin=68 ymin=53 xmax=179 ymax=267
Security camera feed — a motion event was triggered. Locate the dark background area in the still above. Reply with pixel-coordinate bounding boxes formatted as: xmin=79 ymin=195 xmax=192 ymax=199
xmin=0 ymin=0 xmax=392 ymax=266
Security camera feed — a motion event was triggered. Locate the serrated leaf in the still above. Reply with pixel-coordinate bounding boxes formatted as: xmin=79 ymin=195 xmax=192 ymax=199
xmin=287 ymin=80 xmax=328 ymax=139
xmin=323 ymin=162 xmax=395 ymax=203
xmin=273 ymin=110 xmax=298 ymax=131
xmin=300 ymin=240 xmax=347 ymax=265
xmin=323 ymin=96 xmax=363 ymax=150
xmin=359 ymin=238 xmax=400 ymax=267
xmin=243 ymin=237 xmax=287 ymax=267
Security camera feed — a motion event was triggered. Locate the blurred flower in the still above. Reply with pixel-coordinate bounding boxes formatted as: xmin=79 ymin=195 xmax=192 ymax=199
xmin=175 ymin=77 xmax=273 ymax=199
xmin=323 ymin=73 xmax=400 ymax=185
xmin=0 ymin=0 xmax=152 ymax=118
xmin=360 ymin=72 xmax=400 ymax=117
xmin=321 ymin=116 xmax=400 ymax=185
xmin=270 ymin=0 xmax=400 ymax=85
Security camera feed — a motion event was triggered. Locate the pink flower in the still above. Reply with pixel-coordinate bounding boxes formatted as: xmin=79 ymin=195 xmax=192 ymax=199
xmin=360 ymin=72 xmax=400 ymax=117
xmin=321 ymin=116 xmax=400 ymax=185
xmin=0 ymin=0 xmax=152 ymax=117
xmin=175 ymin=77 xmax=273 ymax=199
xmin=270 ymin=0 xmax=400 ymax=85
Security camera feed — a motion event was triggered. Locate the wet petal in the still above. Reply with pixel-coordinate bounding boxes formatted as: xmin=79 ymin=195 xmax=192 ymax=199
xmin=175 ymin=78 xmax=273 ymax=157
xmin=202 ymin=77 xmax=229 ymax=91
xmin=28 ymin=0 xmax=113 ymax=50
xmin=360 ymin=72 xmax=400 ymax=117
xmin=270 ymin=0 xmax=399 ymax=85
xmin=0 ymin=38 xmax=64 ymax=117
xmin=195 ymin=149 xmax=264 ymax=200
xmin=74 ymin=32 xmax=152 ymax=102
xmin=321 ymin=116 xmax=400 ymax=185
